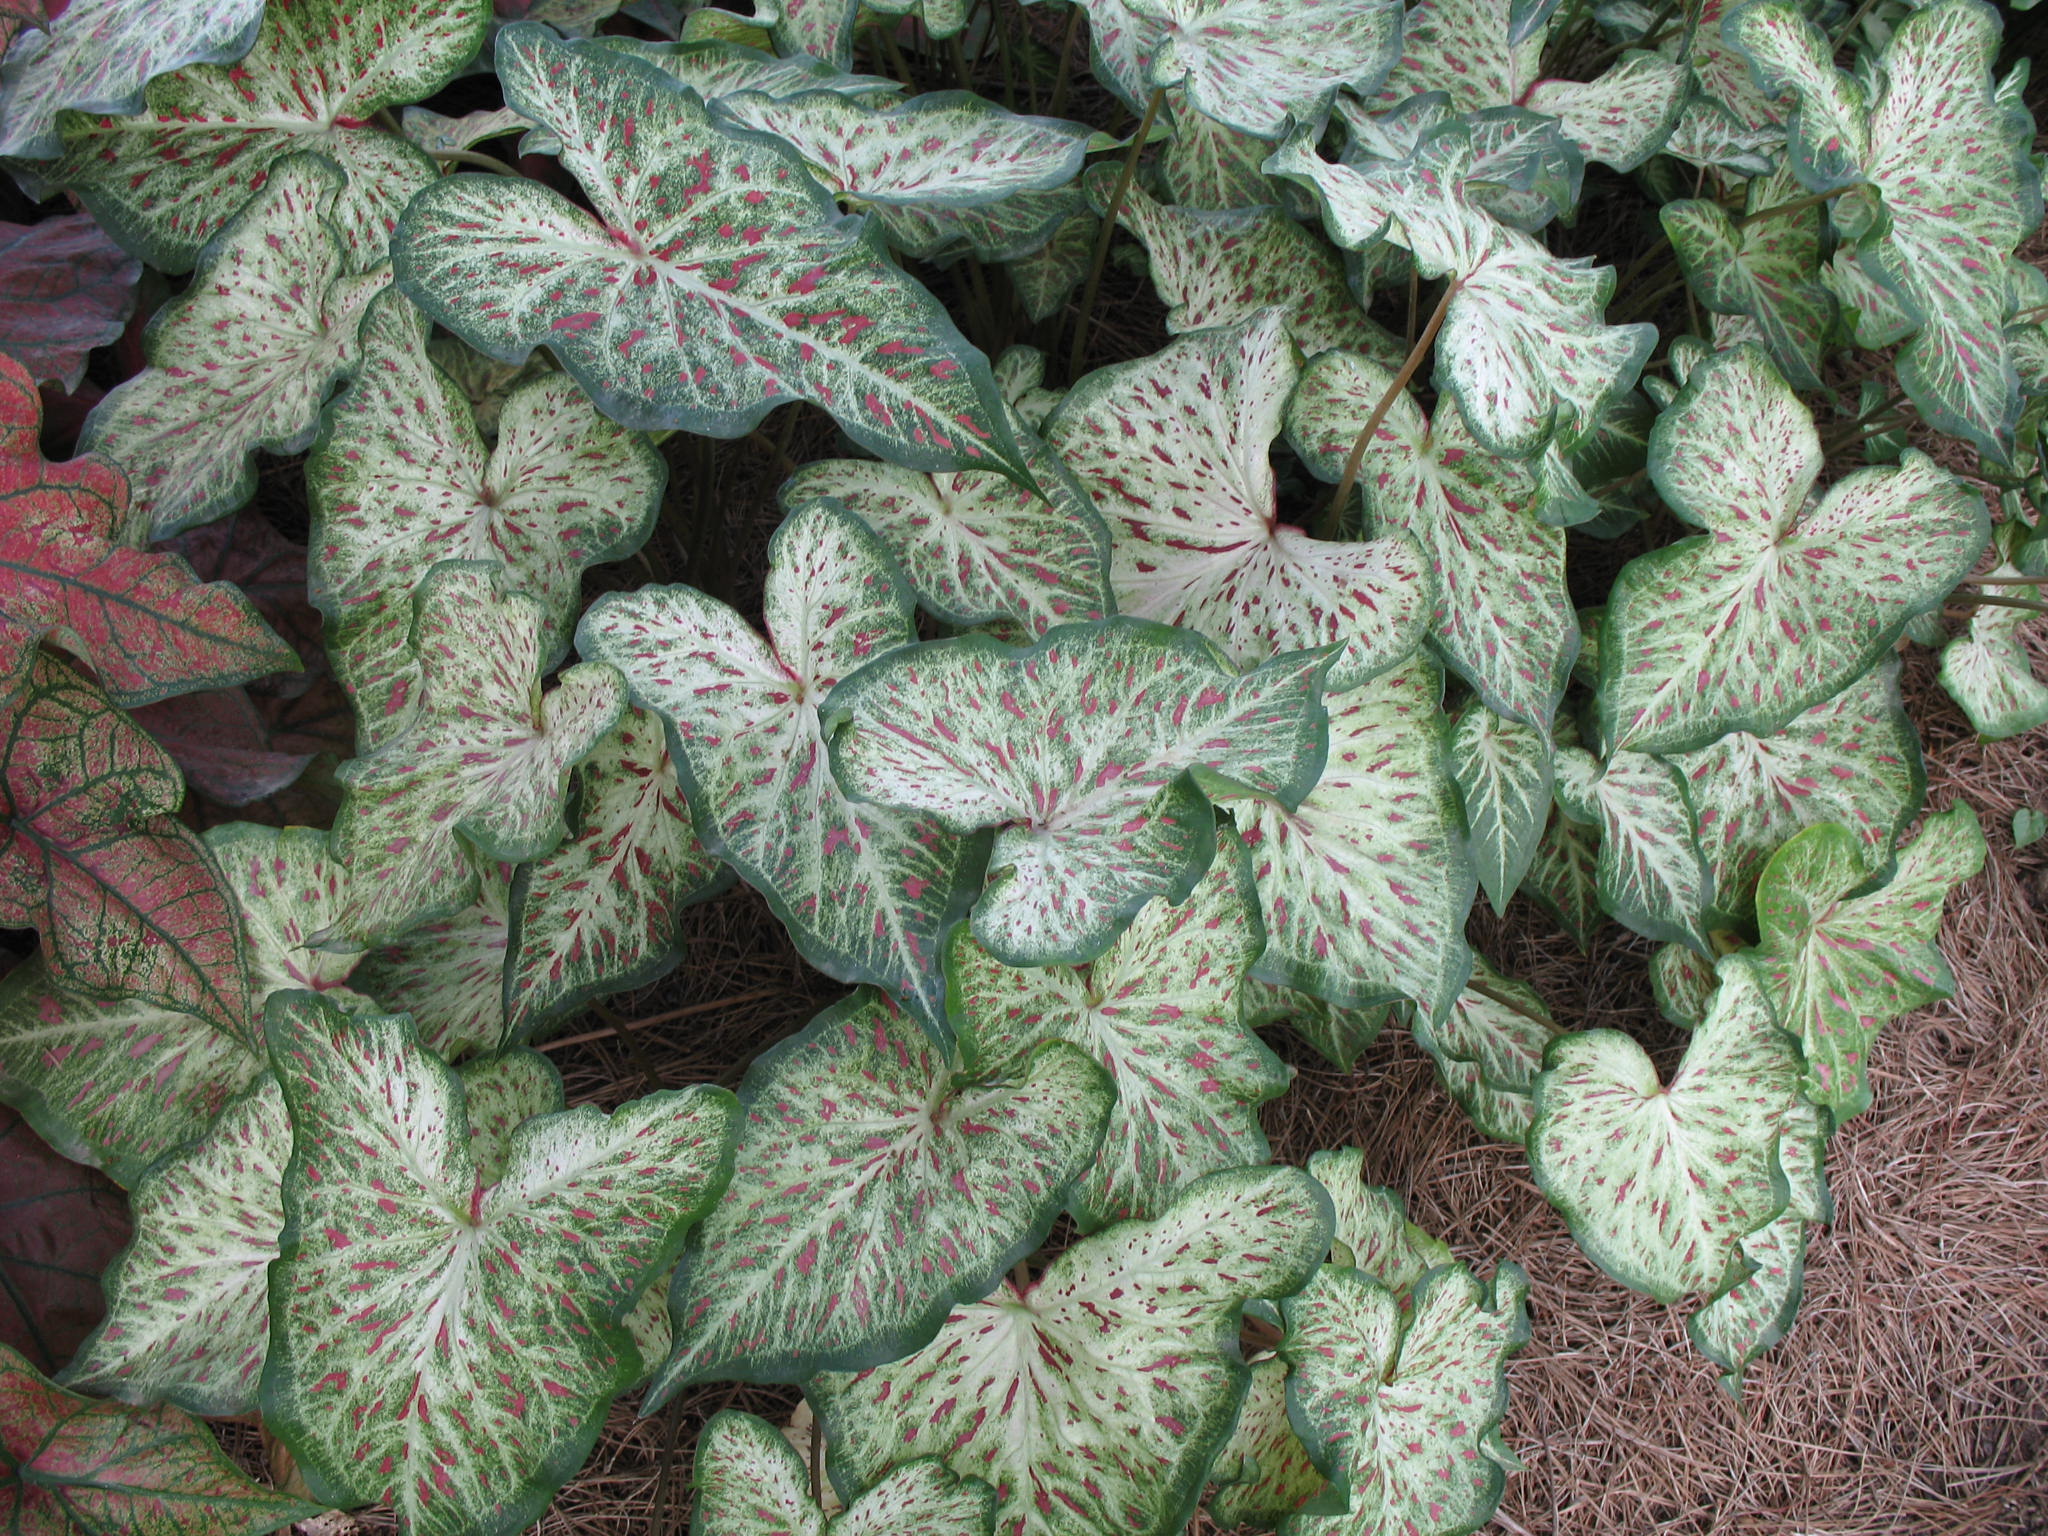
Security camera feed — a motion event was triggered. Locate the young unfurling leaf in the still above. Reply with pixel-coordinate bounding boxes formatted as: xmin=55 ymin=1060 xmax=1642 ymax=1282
xmin=1447 ymin=705 xmax=1554 ymax=915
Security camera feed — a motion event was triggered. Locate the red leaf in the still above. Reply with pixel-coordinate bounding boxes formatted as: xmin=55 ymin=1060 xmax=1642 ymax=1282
xmin=0 ymin=652 xmax=251 ymax=1036
xmin=0 ymin=0 xmax=47 ymax=54
xmin=0 ymin=215 xmax=140 ymax=393
xmin=0 ymin=357 xmax=298 ymax=709
xmin=156 ymin=509 xmax=323 ymax=693
xmin=131 ymin=668 xmax=353 ymax=807
xmin=0 ymin=1106 xmax=130 ymax=1375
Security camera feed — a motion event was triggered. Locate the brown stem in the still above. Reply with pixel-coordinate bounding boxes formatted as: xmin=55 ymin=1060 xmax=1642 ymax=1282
xmin=809 ymin=1414 xmax=824 ymax=1505
xmin=1953 ymin=591 xmax=2048 ymax=616
xmin=1966 ymin=572 xmax=2048 ymax=586
xmin=1048 ymin=5 xmax=1084 ymax=119
xmin=1067 ymin=85 xmax=1166 ymax=380
xmin=1318 ymin=277 xmax=1461 ymax=538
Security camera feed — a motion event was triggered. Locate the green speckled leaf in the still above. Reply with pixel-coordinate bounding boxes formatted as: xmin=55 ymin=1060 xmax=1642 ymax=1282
xmin=1554 ymin=745 xmax=1711 ymax=951
xmin=1409 ymin=959 xmax=1565 ymax=1144
xmin=1650 ymin=943 xmax=1717 ymax=1030
xmin=1447 ymin=704 xmax=1553 ymax=915
xmin=1206 ymin=1356 xmax=1325 ymax=1531
xmin=1524 ymin=809 xmax=1604 ymax=949
xmin=1159 ymin=93 xmax=1282 ymax=209
xmin=1940 ymin=527 xmax=2048 ymax=739
xmin=350 ymin=865 xmax=515 ymax=1060
xmin=1660 ymin=170 xmax=1834 ymax=391
xmin=1237 ymin=978 xmax=1391 ymax=1072
xmin=694 ymin=1409 xmax=996 ymax=1536
xmin=1306 ymin=1148 xmax=1454 ymax=1285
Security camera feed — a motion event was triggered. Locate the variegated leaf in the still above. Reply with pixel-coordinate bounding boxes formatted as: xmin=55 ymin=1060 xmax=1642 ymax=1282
xmin=1651 ymin=942 xmax=1718 ymax=1030
xmin=1280 ymin=1261 xmax=1529 ymax=1536
xmin=1270 ymin=122 xmax=1656 ymax=457
xmin=48 ymin=0 xmax=480 ymax=275
xmin=1729 ymin=0 xmax=2036 ymax=459
xmin=1044 ymin=312 xmax=1430 ymax=693
xmin=262 ymin=991 xmax=738 ymax=1536
xmin=505 ymin=706 xmax=724 ymax=1042
xmin=402 ymin=103 xmax=535 ymax=154
xmin=1447 ymin=704 xmax=1552 ymax=915
xmin=1661 ymin=169 xmax=1833 ymax=391
xmin=577 ymin=500 xmax=980 ymax=1025
xmin=759 ymin=0 xmax=860 ymax=70
xmin=1006 ymin=213 xmax=1097 ymax=325
xmin=0 ymin=0 xmax=263 ymax=159
xmin=1755 ymin=803 xmax=1985 ymax=1122
xmin=1669 ymin=659 xmax=1923 ymax=925
xmin=426 ymin=336 xmax=556 ymax=439
xmin=1524 ymin=808 xmax=1604 ymax=949
xmin=556 ymin=35 xmax=900 ymax=108
xmin=1530 ymin=956 xmax=1799 ymax=1302
xmin=781 ymin=440 xmax=1113 ymax=639
xmin=947 ymin=830 xmax=1287 ymax=1229
xmin=326 ymin=562 xmax=625 ymax=946
xmin=809 ymin=1165 xmax=1333 ymax=1536
xmin=1599 ymin=344 xmax=1986 ymax=754
xmin=78 ymin=156 xmax=389 ymax=540
xmin=1220 ymin=660 xmax=1475 ymax=1023
xmin=878 ymin=185 xmax=1091 ymax=263
xmin=1306 ymin=1148 xmax=1454 ymax=1285
xmin=1238 ymin=977 xmax=1391 ymax=1072
xmin=1206 ymin=1356 xmax=1325 ymax=1530
xmin=1554 ymin=744 xmax=1712 ymax=952
xmin=654 ymin=989 xmax=1110 ymax=1393
xmin=308 ymin=286 xmax=662 ymax=751
xmin=1289 ymin=347 xmax=1574 ymax=729
xmin=1408 ymin=959 xmax=1566 ymax=1144
xmin=695 ymin=1409 xmax=996 ymax=1536
xmin=1940 ymin=526 xmax=2048 ymax=739
xmin=1160 ymin=93 xmax=1282 ymax=209
xmin=827 ymin=614 xmax=1329 ymax=967
xmin=393 ymin=28 xmax=1026 ymax=480
xmin=349 ymin=865 xmax=515 ymax=1060
xmin=0 ymin=213 xmax=138 ymax=393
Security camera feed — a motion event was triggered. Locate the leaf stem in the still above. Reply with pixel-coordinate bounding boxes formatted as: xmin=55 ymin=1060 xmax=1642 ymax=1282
xmin=1953 ymin=591 xmax=2048 ymax=615
xmin=1067 ymin=84 xmax=1166 ymax=381
xmin=809 ymin=1413 xmax=824 ymax=1504
xmin=1736 ymin=185 xmax=1847 ymax=229
xmin=1967 ymin=572 xmax=2048 ymax=586
xmin=433 ymin=147 xmax=522 ymax=177
xmin=1318 ymin=277 xmax=1462 ymax=539
xmin=1048 ymin=4 xmax=1084 ymax=119
xmin=1467 ymin=977 xmax=1554 ymax=1031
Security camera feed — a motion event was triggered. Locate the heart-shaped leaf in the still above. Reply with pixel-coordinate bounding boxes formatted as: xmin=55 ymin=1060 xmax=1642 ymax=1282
xmin=1754 ymin=803 xmax=1985 ymax=1122
xmin=1158 ymin=94 xmax=1284 ymax=209
xmin=1650 ymin=942 xmax=1717 ymax=1030
xmin=578 ymin=499 xmax=983 ymax=1026
xmin=1660 ymin=169 xmax=1834 ymax=391
xmin=1044 ymin=312 xmax=1430 ymax=693
xmin=653 ymin=988 xmax=1110 ymax=1394
xmin=1408 ymin=960 xmax=1566 ymax=1144
xmin=326 ymin=561 xmax=626 ymax=946
xmin=539 ymin=34 xmax=902 ymax=113
xmin=758 ymin=0 xmax=861 ymax=70
xmin=0 ymin=1343 xmax=321 ymax=1535
xmin=1220 ymin=659 xmax=1475 ymax=1023
xmin=1553 ymin=744 xmax=1712 ymax=951
xmin=1531 ymin=956 xmax=1799 ymax=1302
xmin=828 ymin=613 xmax=1330 ymax=968
xmin=393 ymin=27 xmax=1026 ymax=480
xmin=47 ymin=0 xmax=482 ymax=275
xmin=1007 ymin=212 xmax=1098 ymax=324
xmin=0 ymin=1107 xmax=130 ymax=1375
xmin=1599 ymin=345 xmax=1987 ymax=754
xmin=809 ymin=1164 xmax=1332 ymax=1536
xmin=77 ymin=155 xmax=391 ymax=540
xmin=0 ymin=357 xmax=294 ymax=710
xmin=1447 ymin=704 xmax=1553 ymax=916
xmin=261 ymin=990 xmax=738 ymax=1536
xmin=695 ymin=1409 xmax=996 ymax=1536
xmin=0 ymin=214 xmax=138 ymax=393
xmin=308 ymin=286 xmax=663 ymax=752
xmin=0 ymin=0 xmax=263 ymax=159
xmin=1289 ymin=347 xmax=1574 ymax=730
xmin=947 ymin=830 xmax=1287 ymax=1229
xmin=1940 ymin=527 xmax=2048 ymax=740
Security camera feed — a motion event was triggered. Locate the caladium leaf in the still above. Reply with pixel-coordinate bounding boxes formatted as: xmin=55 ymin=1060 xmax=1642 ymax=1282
xmin=1408 ymin=959 xmax=1566 ymax=1144
xmin=577 ymin=499 xmax=982 ymax=1026
xmin=1160 ymin=94 xmax=1283 ymax=209
xmin=1289 ymin=346 xmax=1574 ymax=730
xmin=554 ymin=34 xmax=902 ymax=110
xmin=0 ymin=214 xmax=139 ymax=393
xmin=1728 ymin=0 xmax=2038 ymax=459
xmin=349 ymin=865 xmax=515 ymax=1060
xmin=781 ymin=442 xmax=1113 ymax=639
xmin=654 ymin=989 xmax=1111 ymax=1394
xmin=1222 ymin=659 xmax=1474 ymax=1022
xmin=1204 ymin=1356 xmax=1326 ymax=1531
xmin=947 ymin=830 xmax=1287 ymax=1229
xmin=0 ymin=1106 xmax=130 ymax=1374
xmin=758 ymin=0 xmax=860 ymax=70
xmin=129 ymin=680 xmax=349 ymax=808
xmin=809 ymin=1164 xmax=1333 ymax=1536
xmin=0 ymin=357 xmax=294 ymax=710
xmin=77 ymin=155 xmax=390 ymax=541
xmin=695 ymin=1409 xmax=996 ymax=1536
xmin=1754 ymin=804 xmax=1985 ymax=1122
xmin=1044 ymin=312 xmax=1430 ymax=693
xmin=1107 ymin=0 xmax=1404 ymax=138
xmin=393 ymin=27 xmax=1027 ymax=481
xmin=505 ymin=706 xmax=724 ymax=1042
xmin=1940 ymin=527 xmax=2048 ymax=740
xmin=0 ymin=653 xmax=249 ymax=1037
xmin=1524 ymin=808 xmax=1604 ymax=949
xmin=1006 ymin=213 xmax=1097 ymax=326
xmin=47 ymin=0 xmax=480 ymax=276
xmin=828 ymin=613 xmax=1330 ymax=968
xmin=1668 ymin=659 xmax=1923 ymax=925
xmin=1650 ymin=942 xmax=1717 ymax=1031
xmin=1448 ymin=704 xmax=1553 ymax=916
xmin=494 ymin=0 xmax=626 ymax=34
xmin=0 ymin=0 xmax=41 ymax=55
xmin=1270 ymin=121 xmax=1656 ymax=457
xmin=874 ymin=185 xmax=1091 ymax=264
xmin=1553 ymin=744 xmax=1712 ymax=952
xmin=1306 ymin=1148 xmax=1453 ymax=1286
xmin=326 ymin=562 xmax=625 ymax=946
xmin=0 ymin=0 xmax=264 ymax=159
xmin=402 ymin=103 xmax=535 ymax=154
xmin=0 ymin=1344 xmax=321 ymax=1535
xmin=308 ymin=287 xmax=662 ymax=751
xmin=1238 ymin=978 xmax=1391 ymax=1073
xmin=1660 ymin=171 xmax=1834 ymax=392
xmin=1598 ymin=344 xmax=1986 ymax=755
xmin=261 ymin=990 xmax=739 ymax=1536
xmin=1530 ymin=956 xmax=1800 ymax=1302
xmin=1279 ymin=1260 xmax=1529 ymax=1536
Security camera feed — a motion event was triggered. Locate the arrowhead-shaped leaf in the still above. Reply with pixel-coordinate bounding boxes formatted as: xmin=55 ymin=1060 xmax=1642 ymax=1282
xmin=0 ymin=1343 xmax=321 ymax=1535
xmin=654 ymin=988 xmax=1110 ymax=1394
xmin=809 ymin=1164 xmax=1332 ymax=1536
xmin=1205 ymin=1355 xmax=1326 ymax=1530
xmin=393 ymin=27 xmax=1026 ymax=480
xmin=1754 ymin=803 xmax=1985 ymax=1122
xmin=1447 ymin=704 xmax=1553 ymax=915
xmin=694 ymin=1409 xmax=996 ymax=1536
xmin=828 ymin=613 xmax=1330 ymax=967
xmin=1409 ymin=960 xmax=1566 ymax=1144
xmin=0 ymin=1107 xmax=130 ymax=1374
xmin=947 ymin=830 xmax=1287 ymax=1229
xmin=1044 ymin=312 xmax=1430 ymax=693
xmin=1530 ymin=956 xmax=1799 ymax=1302
xmin=0 ymin=213 xmax=138 ymax=393
xmin=1159 ymin=94 xmax=1284 ymax=209
xmin=261 ymin=990 xmax=738 ymax=1536
xmin=1650 ymin=942 xmax=1717 ymax=1030
xmin=1599 ymin=344 xmax=1986 ymax=754
xmin=1660 ymin=170 xmax=1834 ymax=391
xmin=577 ymin=499 xmax=982 ymax=1025
xmin=1553 ymin=744 xmax=1712 ymax=951
xmin=326 ymin=562 xmax=625 ymax=945
xmin=77 ymin=155 xmax=391 ymax=540
xmin=1221 ymin=659 xmax=1475 ymax=1023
